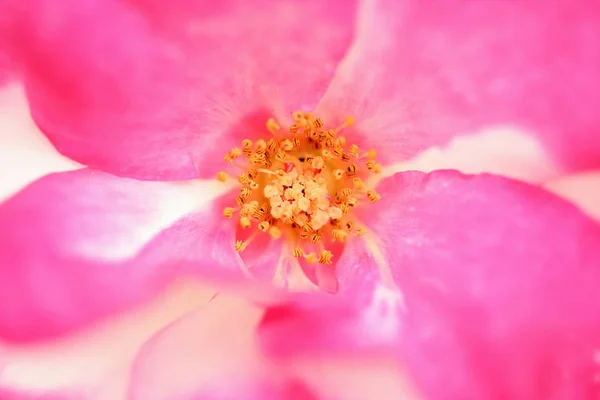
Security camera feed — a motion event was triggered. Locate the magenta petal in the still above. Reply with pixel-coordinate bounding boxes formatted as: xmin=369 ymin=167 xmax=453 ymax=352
xmin=0 ymin=389 xmax=79 ymax=400
xmin=0 ymin=169 xmax=246 ymax=341
xmin=7 ymin=0 xmax=357 ymax=180
xmin=181 ymin=380 xmax=319 ymax=400
xmin=365 ymin=171 xmax=600 ymax=400
xmin=318 ymin=0 xmax=600 ymax=171
xmin=260 ymin=240 xmax=403 ymax=358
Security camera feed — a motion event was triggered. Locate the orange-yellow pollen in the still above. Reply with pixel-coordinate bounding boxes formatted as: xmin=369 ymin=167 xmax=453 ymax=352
xmin=218 ymin=111 xmax=382 ymax=265
xmin=216 ymin=171 xmax=229 ymax=182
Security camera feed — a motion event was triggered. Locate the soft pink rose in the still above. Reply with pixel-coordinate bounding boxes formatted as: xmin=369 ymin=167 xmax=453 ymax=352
xmin=1 ymin=1 xmax=600 ymax=399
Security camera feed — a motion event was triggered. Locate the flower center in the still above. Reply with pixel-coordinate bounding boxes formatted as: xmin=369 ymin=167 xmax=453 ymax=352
xmin=217 ymin=111 xmax=382 ymax=265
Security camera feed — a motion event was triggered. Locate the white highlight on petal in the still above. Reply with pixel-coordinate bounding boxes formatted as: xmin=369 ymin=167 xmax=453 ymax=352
xmin=75 ymin=179 xmax=232 ymax=262
xmin=361 ymin=284 xmax=404 ymax=344
xmin=0 ymin=83 xmax=82 ymax=203
xmin=545 ymin=170 xmax=600 ymax=223
xmin=0 ymin=280 xmax=217 ymax=400
xmin=384 ymin=125 xmax=561 ymax=183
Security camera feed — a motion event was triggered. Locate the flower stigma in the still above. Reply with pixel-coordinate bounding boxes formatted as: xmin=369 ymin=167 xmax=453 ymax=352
xmin=217 ymin=111 xmax=382 ymax=266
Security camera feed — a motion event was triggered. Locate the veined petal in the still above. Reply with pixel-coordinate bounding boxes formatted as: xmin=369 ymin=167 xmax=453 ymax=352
xmin=5 ymin=0 xmax=357 ymax=180
xmin=318 ymin=0 xmax=600 ymax=176
xmin=0 ymin=168 xmax=234 ymax=341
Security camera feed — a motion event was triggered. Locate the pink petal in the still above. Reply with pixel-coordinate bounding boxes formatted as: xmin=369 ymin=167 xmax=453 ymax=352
xmin=178 ymin=379 xmax=320 ymax=400
xmin=0 ymin=84 xmax=80 ymax=203
xmin=0 ymin=281 xmax=216 ymax=400
xmin=0 ymin=168 xmax=244 ymax=341
xmin=365 ymin=170 xmax=600 ymax=399
xmin=317 ymin=0 xmax=600 ymax=172
xmin=6 ymin=0 xmax=357 ymax=180
xmin=0 ymin=390 xmax=79 ymax=400
xmin=260 ymin=239 xmax=403 ymax=358
xmin=545 ymin=170 xmax=600 ymax=223
xmin=128 ymin=295 xmax=269 ymax=400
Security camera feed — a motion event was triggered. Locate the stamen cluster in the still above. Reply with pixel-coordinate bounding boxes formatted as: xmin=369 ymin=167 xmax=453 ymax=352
xmin=217 ymin=111 xmax=382 ymax=265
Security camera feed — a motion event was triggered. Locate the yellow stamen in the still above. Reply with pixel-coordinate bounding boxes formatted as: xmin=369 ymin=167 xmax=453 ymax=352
xmin=266 ymin=118 xmax=280 ymax=134
xmin=220 ymin=112 xmax=381 ymax=268
xmin=293 ymin=248 xmax=304 ymax=258
xmin=258 ymin=221 xmax=270 ymax=232
xmin=366 ymin=189 xmax=381 ymax=203
xmin=216 ymin=171 xmax=229 ymax=182
xmin=319 ymin=250 xmax=333 ymax=265
xmin=304 ymin=252 xmax=318 ymax=264
xmin=240 ymin=216 xmax=252 ymax=229
xmin=269 ymin=226 xmax=282 ymax=240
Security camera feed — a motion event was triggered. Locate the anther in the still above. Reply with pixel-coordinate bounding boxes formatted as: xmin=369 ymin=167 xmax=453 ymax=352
xmin=353 ymin=177 xmax=365 ymax=191
xmin=366 ymin=189 xmax=381 ymax=203
xmin=335 ymin=116 xmax=355 ymax=132
xmin=310 ymin=232 xmax=322 ymax=243
xmin=355 ymin=227 xmax=366 ymax=236
xmin=225 ymin=148 xmax=242 ymax=162
xmin=339 ymin=188 xmax=352 ymax=198
xmin=311 ymin=157 xmax=324 ymax=169
xmin=242 ymin=139 xmax=253 ymax=148
xmin=240 ymin=216 xmax=252 ymax=229
xmin=269 ymin=226 xmax=282 ymax=240
xmin=258 ymin=221 xmax=270 ymax=232
xmin=322 ymin=149 xmax=333 ymax=160
xmin=293 ymin=248 xmax=304 ymax=258
xmin=216 ymin=171 xmax=229 ymax=182
xmin=346 ymin=164 xmax=358 ymax=176
xmin=266 ymin=118 xmax=280 ymax=133
xmin=349 ymin=144 xmax=359 ymax=157
xmin=318 ymin=250 xmax=333 ymax=265
xmin=236 ymin=196 xmax=246 ymax=206
xmin=234 ymin=240 xmax=247 ymax=253
xmin=304 ymin=252 xmax=318 ymax=264
xmin=313 ymin=118 xmax=324 ymax=128
xmin=280 ymin=139 xmax=294 ymax=151
xmin=241 ymin=187 xmax=252 ymax=197
xmin=332 ymin=229 xmax=348 ymax=242
xmin=333 ymin=169 xmax=345 ymax=180
xmin=223 ymin=207 xmax=234 ymax=218
xmin=292 ymin=111 xmax=304 ymax=121
xmin=267 ymin=139 xmax=277 ymax=152
xmin=255 ymin=140 xmax=267 ymax=154
xmin=275 ymin=150 xmax=287 ymax=161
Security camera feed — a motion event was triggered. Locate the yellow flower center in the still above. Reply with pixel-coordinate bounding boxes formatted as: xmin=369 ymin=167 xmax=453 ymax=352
xmin=217 ymin=111 xmax=382 ymax=265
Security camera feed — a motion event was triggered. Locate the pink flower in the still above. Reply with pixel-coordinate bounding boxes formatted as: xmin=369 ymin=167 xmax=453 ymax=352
xmin=1 ymin=0 xmax=600 ymax=399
